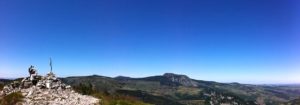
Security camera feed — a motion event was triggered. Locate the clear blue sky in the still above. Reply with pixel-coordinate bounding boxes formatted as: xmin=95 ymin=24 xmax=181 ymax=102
xmin=0 ymin=0 xmax=299 ymax=84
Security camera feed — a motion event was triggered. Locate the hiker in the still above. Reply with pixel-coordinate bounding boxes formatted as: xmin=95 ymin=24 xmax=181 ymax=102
xmin=28 ymin=65 xmax=37 ymax=81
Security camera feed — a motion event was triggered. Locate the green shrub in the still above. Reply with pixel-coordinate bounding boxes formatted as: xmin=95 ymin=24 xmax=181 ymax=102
xmin=0 ymin=84 xmax=4 ymax=90
xmin=0 ymin=92 xmax=24 ymax=105
xmin=72 ymin=82 xmax=151 ymax=105
xmin=91 ymin=92 xmax=151 ymax=105
xmin=73 ymin=83 xmax=95 ymax=95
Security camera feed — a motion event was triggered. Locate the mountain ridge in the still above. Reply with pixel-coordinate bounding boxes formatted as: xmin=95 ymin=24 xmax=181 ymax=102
xmin=2 ymin=73 xmax=300 ymax=105
xmin=61 ymin=73 xmax=300 ymax=105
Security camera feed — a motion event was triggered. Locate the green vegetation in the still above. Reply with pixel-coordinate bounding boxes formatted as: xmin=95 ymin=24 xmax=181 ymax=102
xmin=0 ymin=84 xmax=4 ymax=90
xmin=0 ymin=92 xmax=24 ymax=105
xmin=1 ymin=74 xmax=300 ymax=105
xmin=176 ymin=86 xmax=202 ymax=95
xmin=285 ymin=97 xmax=300 ymax=105
xmin=94 ymin=92 xmax=151 ymax=105
xmin=0 ymin=79 xmax=12 ymax=90
xmin=116 ymin=89 xmax=184 ymax=105
xmin=2 ymin=74 xmax=300 ymax=105
xmin=73 ymin=82 xmax=151 ymax=105
xmin=73 ymin=83 xmax=94 ymax=95
xmin=59 ymin=74 xmax=300 ymax=105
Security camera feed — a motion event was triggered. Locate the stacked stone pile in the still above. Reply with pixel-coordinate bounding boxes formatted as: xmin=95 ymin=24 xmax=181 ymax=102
xmin=0 ymin=71 xmax=99 ymax=105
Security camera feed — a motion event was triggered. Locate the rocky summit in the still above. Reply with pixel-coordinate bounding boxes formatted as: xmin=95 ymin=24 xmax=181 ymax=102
xmin=0 ymin=71 xmax=99 ymax=105
xmin=163 ymin=73 xmax=198 ymax=87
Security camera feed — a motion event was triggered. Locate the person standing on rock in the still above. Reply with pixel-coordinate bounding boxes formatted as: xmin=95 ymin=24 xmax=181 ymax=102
xmin=28 ymin=65 xmax=37 ymax=81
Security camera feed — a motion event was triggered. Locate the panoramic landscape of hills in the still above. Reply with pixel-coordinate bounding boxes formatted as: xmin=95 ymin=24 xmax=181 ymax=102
xmin=63 ymin=73 xmax=300 ymax=105
xmin=2 ymin=73 xmax=300 ymax=105
xmin=1 ymin=0 xmax=299 ymax=105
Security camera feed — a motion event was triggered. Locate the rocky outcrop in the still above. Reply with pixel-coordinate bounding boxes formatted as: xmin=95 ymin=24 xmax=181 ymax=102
xmin=163 ymin=73 xmax=198 ymax=87
xmin=0 ymin=72 xmax=100 ymax=105
xmin=20 ymin=86 xmax=99 ymax=105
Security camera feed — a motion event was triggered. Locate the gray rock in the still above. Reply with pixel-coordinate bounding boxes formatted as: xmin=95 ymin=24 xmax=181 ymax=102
xmin=0 ymin=72 xmax=100 ymax=105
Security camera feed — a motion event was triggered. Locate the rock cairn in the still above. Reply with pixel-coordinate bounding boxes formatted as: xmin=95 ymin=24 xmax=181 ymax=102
xmin=0 ymin=67 xmax=99 ymax=105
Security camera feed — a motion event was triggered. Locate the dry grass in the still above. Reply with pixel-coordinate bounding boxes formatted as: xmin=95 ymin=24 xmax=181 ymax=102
xmin=0 ymin=92 xmax=24 ymax=105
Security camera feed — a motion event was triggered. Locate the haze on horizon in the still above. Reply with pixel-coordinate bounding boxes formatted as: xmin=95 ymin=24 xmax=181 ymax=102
xmin=0 ymin=0 xmax=299 ymax=84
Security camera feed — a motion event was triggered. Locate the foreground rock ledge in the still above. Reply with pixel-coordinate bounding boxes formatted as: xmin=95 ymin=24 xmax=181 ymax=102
xmin=21 ymin=86 xmax=99 ymax=105
xmin=0 ymin=72 xmax=100 ymax=105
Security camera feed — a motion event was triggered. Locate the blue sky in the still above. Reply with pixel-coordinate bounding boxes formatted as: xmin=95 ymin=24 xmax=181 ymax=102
xmin=0 ymin=0 xmax=299 ymax=84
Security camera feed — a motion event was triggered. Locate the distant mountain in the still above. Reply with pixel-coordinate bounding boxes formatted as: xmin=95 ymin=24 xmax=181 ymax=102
xmin=140 ymin=73 xmax=199 ymax=87
xmin=60 ymin=73 xmax=300 ymax=105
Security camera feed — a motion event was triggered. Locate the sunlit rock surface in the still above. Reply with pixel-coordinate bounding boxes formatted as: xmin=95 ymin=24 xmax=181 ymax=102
xmin=0 ymin=72 xmax=100 ymax=105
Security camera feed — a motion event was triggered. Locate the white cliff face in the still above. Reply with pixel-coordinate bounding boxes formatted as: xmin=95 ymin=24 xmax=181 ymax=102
xmin=0 ymin=72 xmax=100 ymax=105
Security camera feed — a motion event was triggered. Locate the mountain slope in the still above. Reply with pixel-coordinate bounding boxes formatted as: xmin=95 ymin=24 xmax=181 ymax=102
xmin=62 ymin=73 xmax=300 ymax=105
